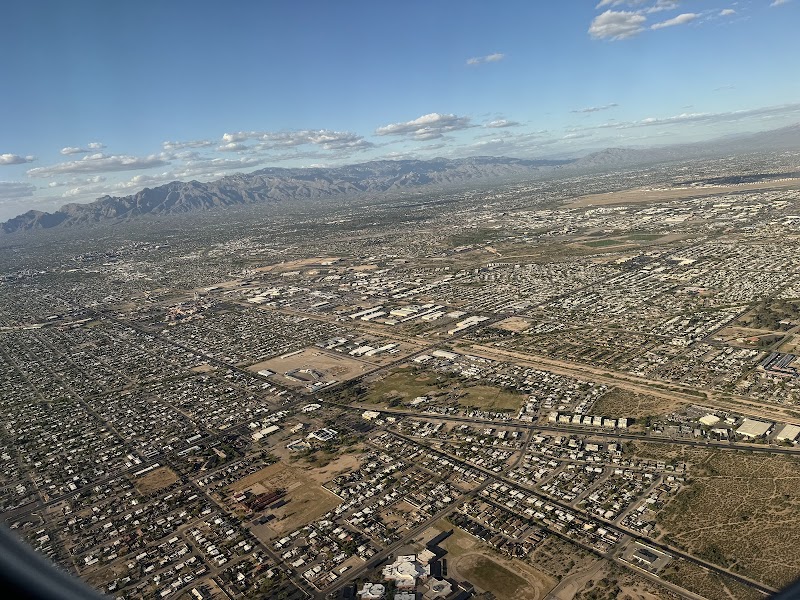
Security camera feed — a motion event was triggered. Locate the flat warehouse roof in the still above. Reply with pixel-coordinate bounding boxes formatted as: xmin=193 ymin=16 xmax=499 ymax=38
xmin=736 ymin=418 xmax=771 ymax=438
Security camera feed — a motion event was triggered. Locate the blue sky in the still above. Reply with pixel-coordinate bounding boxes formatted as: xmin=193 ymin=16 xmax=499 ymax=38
xmin=1 ymin=0 xmax=799 ymax=220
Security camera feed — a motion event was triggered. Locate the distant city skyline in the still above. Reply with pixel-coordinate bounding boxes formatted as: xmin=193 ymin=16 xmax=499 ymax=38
xmin=1 ymin=0 xmax=799 ymax=220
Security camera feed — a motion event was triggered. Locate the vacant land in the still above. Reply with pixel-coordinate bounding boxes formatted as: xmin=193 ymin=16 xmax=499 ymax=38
xmin=572 ymin=562 xmax=682 ymax=600
xmin=248 ymin=347 xmax=371 ymax=388
xmin=715 ymin=326 xmax=784 ymax=348
xmin=625 ymin=233 xmax=665 ymax=241
xmin=583 ymin=239 xmax=626 ymax=248
xmin=457 ymin=554 xmax=531 ymax=598
xmin=230 ymin=461 xmax=341 ymax=538
xmin=456 ymin=384 xmax=524 ymax=412
xmin=568 ymin=178 xmax=800 ymax=208
xmin=494 ymin=316 xmax=533 ymax=332
xmin=661 ymin=559 xmax=762 ymax=600
xmin=134 ymin=466 xmax=179 ymax=495
xmin=365 ymin=368 xmax=523 ymax=412
xmin=435 ymin=520 xmax=555 ymax=600
xmin=590 ymin=388 xmax=684 ymax=419
xmin=658 ymin=451 xmax=800 ymax=589
xmin=366 ymin=368 xmax=441 ymax=404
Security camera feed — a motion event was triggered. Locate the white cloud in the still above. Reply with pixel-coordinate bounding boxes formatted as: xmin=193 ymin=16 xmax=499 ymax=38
xmin=0 ymin=154 xmax=35 ymax=165
xmin=646 ymin=0 xmax=680 ymax=12
xmin=27 ymin=153 xmax=170 ymax=178
xmin=771 ymin=0 xmax=790 ymax=6
xmin=572 ymin=103 xmax=619 ymax=113
xmin=220 ymin=129 xmax=373 ymax=152
xmin=589 ymin=11 xmax=647 ymax=40
xmin=595 ymin=0 xmax=676 ymax=11
xmin=62 ymin=172 xmax=177 ymax=198
xmin=578 ymin=102 xmax=800 ymax=131
xmin=375 ymin=113 xmax=473 ymax=140
xmin=466 ymin=53 xmax=505 ymax=66
xmin=720 ymin=8 xmax=736 ymax=16
xmin=60 ymin=142 xmax=106 ymax=155
xmin=485 ymin=119 xmax=520 ymax=128
xmin=61 ymin=147 xmax=88 ymax=155
xmin=171 ymin=156 xmax=265 ymax=179
xmin=218 ymin=142 xmax=250 ymax=152
xmin=651 ymin=12 xmax=699 ymax=29
xmin=0 ymin=181 xmax=36 ymax=198
xmin=162 ymin=139 xmax=214 ymax=151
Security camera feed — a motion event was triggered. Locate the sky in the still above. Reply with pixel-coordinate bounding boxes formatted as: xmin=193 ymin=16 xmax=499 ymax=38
xmin=1 ymin=0 xmax=799 ymax=221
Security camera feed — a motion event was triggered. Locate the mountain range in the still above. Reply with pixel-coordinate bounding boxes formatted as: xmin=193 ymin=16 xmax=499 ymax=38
xmin=3 ymin=124 xmax=799 ymax=234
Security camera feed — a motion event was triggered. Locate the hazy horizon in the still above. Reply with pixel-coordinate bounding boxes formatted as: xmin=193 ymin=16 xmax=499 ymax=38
xmin=1 ymin=0 xmax=799 ymax=220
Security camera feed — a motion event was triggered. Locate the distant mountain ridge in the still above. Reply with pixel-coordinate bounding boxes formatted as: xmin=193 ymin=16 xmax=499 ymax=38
xmin=572 ymin=123 xmax=800 ymax=169
xmin=1 ymin=156 xmax=571 ymax=234
xmin=3 ymin=124 xmax=800 ymax=234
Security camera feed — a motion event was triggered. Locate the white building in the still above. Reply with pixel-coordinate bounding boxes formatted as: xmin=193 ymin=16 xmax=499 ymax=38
xmin=775 ymin=423 xmax=800 ymax=442
xmin=736 ymin=418 xmax=771 ymax=438
xmin=382 ymin=555 xmax=429 ymax=589
xmin=699 ymin=414 xmax=720 ymax=427
xmin=358 ymin=582 xmax=385 ymax=599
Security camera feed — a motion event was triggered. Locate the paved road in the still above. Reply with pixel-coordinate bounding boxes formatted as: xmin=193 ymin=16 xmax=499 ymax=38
xmin=330 ymin=401 xmax=800 ymax=457
xmin=383 ymin=429 xmax=778 ymax=596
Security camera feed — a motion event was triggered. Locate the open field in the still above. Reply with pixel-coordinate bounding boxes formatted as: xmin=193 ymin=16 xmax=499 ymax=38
xmin=252 ymin=257 xmax=341 ymax=273
xmin=714 ymin=326 xmax=784 ymax=348
xmin=365 ymin=367 xmax=440 ymax=404
xmin=248 ymin=347 xmax=372 ymax=388
xmin=657 ymin=450 xmax=800 ymax=589
xmin=365 ymin=367 xmax=523 ymax=412
xmin=494 ymin=316 xmax=533 ymax=332
xmin=133 ymin=466 xmax=179 ymax=495
xmin=582 ymin=239 xmax=628 ymax=248
xmin=568 ymin=178 xmax=800 ymax=208
xmin=777 ymin=334 xmax=800 ymax=354
xmin=229 ymin=462 xmax=341 ymax=538
xmin=434 ymin=520 xmax=555 ymax=600
xmin=625 ymin=233 xmax=666 ymax=241
xmin=456 ymin=384 xmax=524 ymax=411
xmin=590 ymin=388 xmax=686 ymax=419
xmin=456 ymin=554 xmax=534 ymax=598
xmin=526 ymin=535 xmax=596 ymax=581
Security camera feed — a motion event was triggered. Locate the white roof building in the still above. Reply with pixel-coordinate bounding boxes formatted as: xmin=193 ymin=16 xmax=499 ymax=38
xmin=699 ymin=414 xmax=720 ymax=427
xmin=736 ymin=418 xmax=771 ymax=438
xmin=382 ymin=555 xmax=429 ymax=589
xmin=358 ymin=582 xmax=385 ymax=599
xmin=775 ymin=423 xmax=800 ymax=442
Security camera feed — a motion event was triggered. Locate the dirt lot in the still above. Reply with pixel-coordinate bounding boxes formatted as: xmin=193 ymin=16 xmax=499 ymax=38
xmin=230 ymin=461 xmax=341 ymax=539
xmin=657 ymin=450 xmax=800 ymax=589
xmin=494 ymin=317 xmax=533 ymax=333
xmin=590 ymin=388 xmax=685 ymax=419
xmin=248 ymin=347 xmax=372 ymax=388
xmin=133 ymin=466 xmax=179 ymax=495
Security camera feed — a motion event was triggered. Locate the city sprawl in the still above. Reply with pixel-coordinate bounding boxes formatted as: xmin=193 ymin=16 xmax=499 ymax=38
xmin=3 ymin=154 xmax=800 ymax=600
